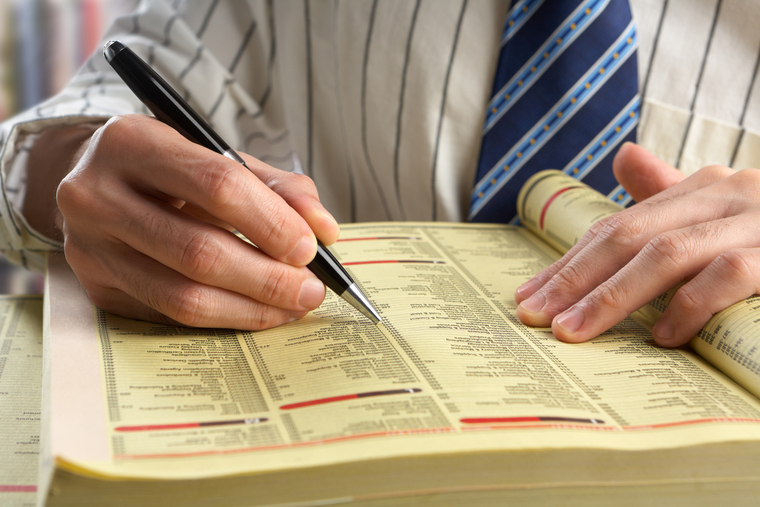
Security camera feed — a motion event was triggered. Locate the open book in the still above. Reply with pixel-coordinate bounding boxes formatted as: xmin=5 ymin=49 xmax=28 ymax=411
xmin=40 ymin=171 xmax=760 ymax=506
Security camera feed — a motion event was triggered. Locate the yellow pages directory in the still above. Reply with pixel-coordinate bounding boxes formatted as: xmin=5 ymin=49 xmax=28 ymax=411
xmin=40 ymin=171 xmax=760 ymax=506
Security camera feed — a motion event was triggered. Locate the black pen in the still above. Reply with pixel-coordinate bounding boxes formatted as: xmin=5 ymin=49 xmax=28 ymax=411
xmin=103 ymin=40 xmax=381 ymax=324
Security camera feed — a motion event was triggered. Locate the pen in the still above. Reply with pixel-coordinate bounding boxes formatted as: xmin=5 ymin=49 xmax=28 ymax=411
xmin=103 ymin=40 xmax=381 ymax=324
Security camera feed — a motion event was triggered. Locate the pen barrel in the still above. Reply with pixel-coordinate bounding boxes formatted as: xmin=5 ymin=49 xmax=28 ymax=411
xmin=104 ymin=41 xmax=231 ymax=155
xmin=308 ymin=242 xmax=353 ymax=296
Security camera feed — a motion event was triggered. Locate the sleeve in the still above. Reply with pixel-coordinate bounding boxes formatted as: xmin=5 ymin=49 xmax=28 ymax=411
xmin=0 ymin=0 xmax=260 ymax=271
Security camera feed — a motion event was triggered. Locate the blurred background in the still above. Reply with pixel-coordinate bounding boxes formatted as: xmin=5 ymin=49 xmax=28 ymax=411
xmin=0 ymin=0 xmax=136 ymax=294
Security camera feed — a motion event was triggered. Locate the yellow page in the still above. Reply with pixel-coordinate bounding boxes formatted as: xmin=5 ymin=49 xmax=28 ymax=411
xmin=692 ymin=298 xmax=760 ymax=398
xmin=0 ymin=295 xmax=43 ymax=507
xmin=517 ymin=170 xmax=623 ymax=252
xmin=517 ymin=170 xmax=760 ymax=398
xmin=57 ymin=224 xmax=760 ymax=480
xmin=646 ymin=291 xmax=760 ymax=399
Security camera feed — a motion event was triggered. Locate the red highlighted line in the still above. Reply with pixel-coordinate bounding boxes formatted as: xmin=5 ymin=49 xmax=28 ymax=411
xmin=0 ymin=485 xmax=36 ymax=492
xmin=280 ymin=388 xmax=422 ymax=410
xmin=342 ymin=260 xmax=445 ymax=266
xmin=461 ymin=416 xmax=605 ymax=425
xmin=624 ymin=417 xmax=760 ymax=431
xmin=539 ymin=186 xmax=583 ymax=230
xmin=338 ymin=236 xmax=421 ymax=242
xmin=115 ymin=417 xmax=268 ymax=432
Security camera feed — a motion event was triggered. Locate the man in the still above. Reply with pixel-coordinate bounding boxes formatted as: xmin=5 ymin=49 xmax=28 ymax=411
xmin=1 ymin=0 xmax=759 ymax=348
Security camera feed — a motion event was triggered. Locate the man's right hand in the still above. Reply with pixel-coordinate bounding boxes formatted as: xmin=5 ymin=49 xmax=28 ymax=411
xmin=54 ymin=114 xmax=339 ymax=330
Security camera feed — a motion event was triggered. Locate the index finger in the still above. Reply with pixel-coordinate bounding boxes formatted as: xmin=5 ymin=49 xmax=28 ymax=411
xmin=240 ymin=152 xmax=340 ymax=246
xmin=100 ymin=116 xmax=319 ymax=266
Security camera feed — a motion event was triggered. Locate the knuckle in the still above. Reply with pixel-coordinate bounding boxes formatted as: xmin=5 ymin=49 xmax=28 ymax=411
xmin=268 ymin=171 xmax=316 ymax=193
xmin=696 ymin=164 xmax=732 ymax=182
xmin=586 ymin=218 xmax=608 ymax=238
xmin=552 ymin=261 xmax=590 ymax=289
xmin=595 ymin=214 xmax=645 ymax=248
xmin=56 ymin=177 xmax=76 ymax=205
xmin=259 ymin=213 xmax=293 ymax=253
xmin=56 ymin=177 xmax=96 ymax=218
xmin=55 ymin=179 xmax=77 ymax=215
xmin=180 ymin=231 xmax=225 ymax=278
xmin=98 ymin=115 xmax=145 ymax=153
xmin=731 ymin=168 xmax=760 ymax=195
xmin=248 ymin=306 xmax=283 ymax=331
xmin=592 ymin=284 xmax=628 ymax=312
xmin=714 ymin=249 xmax=755 ymax=281
xmin=642 ymin=232 xmax=692 ymax=268
xmin=290 ymin=172 xmax=318 ymax=194
xmin=199 ymin=161 xmax=245 ymax=206
xmin=284 ymin=171 xmax=314 ymax=187
xmin=164 ymin=285 xmax=207 ymax=327
xmin=259 ymin=267 xmax=296 ymax=306
xmin=672 ymin=284 xmax=703 ymax=315
xmin=96 ymin=116 xmax=125 ymax=144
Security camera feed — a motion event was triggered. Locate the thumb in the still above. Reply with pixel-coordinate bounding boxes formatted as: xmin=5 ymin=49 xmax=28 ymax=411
xmin=612 ymin=142 xmax=685 ymax=202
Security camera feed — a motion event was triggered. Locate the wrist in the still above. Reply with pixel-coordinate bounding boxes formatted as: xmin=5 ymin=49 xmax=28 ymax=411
xmin=23 ymin=123 xmax=102 ymax=242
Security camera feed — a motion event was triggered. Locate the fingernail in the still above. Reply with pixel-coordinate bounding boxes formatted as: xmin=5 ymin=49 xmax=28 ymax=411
xmin=516 ymin=278 xmax=542 ymax=300
xmin=653 ymin=316 xmax=675 ymax=343
xmin=287 ymin=235 xmax=317 ymax=265
xmin=556 ymin=307 xmax=585 ymax=334
xmin=519 ymin=292 xmax=546 ymax=314
xmin=298 ymin=277 xmax=325 ymax=309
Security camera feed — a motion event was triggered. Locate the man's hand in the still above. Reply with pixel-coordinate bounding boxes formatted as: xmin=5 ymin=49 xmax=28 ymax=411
xmin=53 ymin=114 xmax=339 ymax=330
xmin=515 ymin=142 xmax=760 ymax=347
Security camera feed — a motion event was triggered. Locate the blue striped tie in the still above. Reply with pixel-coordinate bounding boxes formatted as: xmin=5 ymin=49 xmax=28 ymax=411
xmin=470 ymin=0 xmax=639 ymax=223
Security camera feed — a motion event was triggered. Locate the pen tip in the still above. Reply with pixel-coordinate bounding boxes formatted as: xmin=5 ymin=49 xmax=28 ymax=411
xmin=343 ymin=283 xmax=382 ymax=324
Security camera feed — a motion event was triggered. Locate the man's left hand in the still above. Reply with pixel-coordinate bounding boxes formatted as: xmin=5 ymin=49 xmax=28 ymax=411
xmin=515 ymin=142 xmax=760 ymax=347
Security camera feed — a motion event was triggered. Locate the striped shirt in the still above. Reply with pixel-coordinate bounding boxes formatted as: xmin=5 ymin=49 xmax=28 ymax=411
xmin=1 ymin=0 xmax=759 ymax=271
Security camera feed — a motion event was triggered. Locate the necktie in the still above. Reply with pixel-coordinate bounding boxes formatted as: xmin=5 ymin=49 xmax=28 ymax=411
xmin=470 ymin=0 xmax=639 ymax=223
